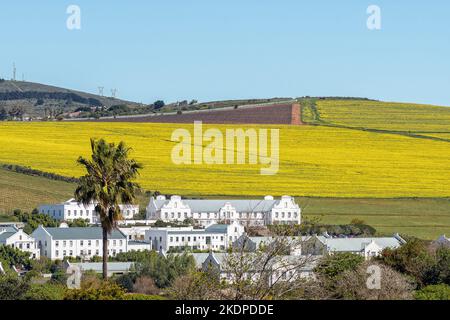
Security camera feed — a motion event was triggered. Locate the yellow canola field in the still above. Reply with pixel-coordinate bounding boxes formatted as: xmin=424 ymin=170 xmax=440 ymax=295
xmin=1 ymin=122 xmax=450 ymax=198
xmin=309 ymin=100 xmax=450 ymax=133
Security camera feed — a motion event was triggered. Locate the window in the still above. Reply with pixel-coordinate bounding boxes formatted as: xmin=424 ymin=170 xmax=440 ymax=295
xmin=188 ymin=237 xmax=191 ymax=242
xmin=88 ymin=240 xmax=91 ymax=246
xmin=88 ymin=250 xmax=92 ymax=255
xmin=63 ymin=241 xmax=66 ymax=247
xmin=119 ymin=240 xmax=123 ymax=246
xmin=70 ymin=250 xmax=73 ymax=256
xmin=96 ymin=250 xmax=99 ymax=255
xmin=96 ymin=240 xmax=99 ymax=246
xmin=70 ymin=241 xmax=73 ymax=247
xmin=55 ymin=241 xmax=59 ymax=247
xmin=63 ymin=250 xmax=66 ymax=256
xmin=80 ymin=240 xmax=84 ymax=246
xmin=113 ymin=240 xmax=116 ymax=246
xmin=170 ymin=237 xmax=173 ymax=242
xmin=55 ymin=250 xmax=59 ymax=257
xmin=176 ymin=237 xmax=179 ymax=242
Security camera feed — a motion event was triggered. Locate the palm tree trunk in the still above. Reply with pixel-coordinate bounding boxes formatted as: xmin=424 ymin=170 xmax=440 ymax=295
xmin=102 ymin=227 xmax=108 ymax=280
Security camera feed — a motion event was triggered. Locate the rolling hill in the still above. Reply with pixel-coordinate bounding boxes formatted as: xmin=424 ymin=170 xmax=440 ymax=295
xmin=0 ymin=80 xmax=140 ymax=117
xmin=1 ymin=98 xmax=449 ymax=239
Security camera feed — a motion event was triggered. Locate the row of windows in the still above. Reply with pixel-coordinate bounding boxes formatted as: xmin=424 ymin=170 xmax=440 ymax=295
xmin=169 ymin=235 xmax=225 ymax=243
xmin=53 ymin=249 xmax=124 ymax=257
xmin=274 ymin=212 xmax=298 ymax=219
xmin=10 ymin=243 xmax=33 ymax=250
xmin=54 ymin=239 xmax=124 ymax=247
xmin=163 ymin=211 xmax=268 ymax=219
xmin=42 ymin=208 xmax=137 ymax=217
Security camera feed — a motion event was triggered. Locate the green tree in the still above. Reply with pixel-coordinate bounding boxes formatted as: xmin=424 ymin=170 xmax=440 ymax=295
xmin=0 ymin=274 xmax=30 ymax=300
xmin=64 ymin=281 xmax=126 ymax=300
xmin=415 ymin=284 xmax=450 ymax=300
xmin=75 ymin=138 xmax=142 ymax=279
xmin=315 ymin=253 xmax=365 ymax=281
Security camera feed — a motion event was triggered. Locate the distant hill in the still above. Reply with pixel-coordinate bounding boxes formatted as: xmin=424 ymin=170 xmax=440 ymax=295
xmin=0 ymin=80 xmax=141 ymax=117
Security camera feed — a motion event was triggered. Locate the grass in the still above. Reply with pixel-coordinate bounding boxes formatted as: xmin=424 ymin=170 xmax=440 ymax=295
xmin=305 ymin=99 xmax=450 ymax=133
xmin=1 ymin=122 xmax=450 ymax=198
xmin=0 ymin=167 xmax=75 ymax=214
xmin=1 ymin=99 xmax=450 ymax=239
xmin=0 ymin=167 xmax=447 ymax=239
xmin=0 ymin=167 xmax=149 ymax=217
xmin=298 ymin=197 xmax=450 ymax=240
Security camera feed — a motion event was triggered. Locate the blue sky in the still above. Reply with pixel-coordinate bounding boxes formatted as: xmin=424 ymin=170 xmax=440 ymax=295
xmin=1 ymin=0 xmax=449 ymax=106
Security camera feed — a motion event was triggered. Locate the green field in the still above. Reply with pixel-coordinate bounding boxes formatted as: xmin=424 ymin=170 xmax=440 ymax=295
xmin=0 ymin=168 xmax=74 ymax=215
xmin=298 ymin=197 xmax=450 ymax=240
xmin=0 ymin=168 xmax=149 ymax=217
xmin=0 ymin=167 xmax=447 ymax=239
xmin=1 ymin=99 xmax=450 ymax=239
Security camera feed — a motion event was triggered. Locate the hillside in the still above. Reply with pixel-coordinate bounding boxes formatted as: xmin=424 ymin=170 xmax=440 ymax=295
xmin=0 ymin=167 xmax=75 ymax=214
xmin=93 ymin=102 xmax=303 ymax=125
xmin=1 ymin=98 xmax=450 ymax=238
xmin=0 ymin=80 xmax=140 ymax=117
xmin=0 ymin=167 xmax=448 ymax=239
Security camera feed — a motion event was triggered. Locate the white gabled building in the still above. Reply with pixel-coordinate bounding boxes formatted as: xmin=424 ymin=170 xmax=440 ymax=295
xmin=302 ymin=234 xmax=406 ymax=259
xmin=146 ymin=222 xmax=245 ymax=252
xmin=0 ymin=225 xmax=40 ymax=259
xmin=39 ymin=198 xmax=139 ymax=224
xmin=32 ymin=225 xmax=150 ymax=261
xmin=146 ymin=195 xmax=301 ymax=227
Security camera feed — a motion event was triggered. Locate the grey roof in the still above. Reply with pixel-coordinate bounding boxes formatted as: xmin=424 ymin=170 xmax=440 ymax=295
xmin=153 ymin=199 xmax=279 ymax=213
xmin=167 ymin=230 xmax=207 ymax=235
xmin=44 ymin=227 xmax=126 ymax=240
xmin=0 ymin=232 xmax=16 ymax=243
xmin=127 ymin=240 xmax=151 ymax=246
xmin=205 ymin=224 xmax=228 ymax=233
xmin=0 ymin=225 xmax=19 ymax=233
xmin=166 ymin=224 xmax=229 ymax=235
xmin=176 ymin=253 xmax=210 ymax=268
xmin=318 ymin=237 xmax=402 ymax=252
xmin=69 ymin=262 xmax=134 ymax=272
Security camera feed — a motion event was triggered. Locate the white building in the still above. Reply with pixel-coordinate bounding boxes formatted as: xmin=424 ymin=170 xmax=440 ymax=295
xmin=201 ymin=252 xmax=318 ymax=283
xmin=302 ymin=233 xmax=406 ymax=259
xmin=32 ymin=225 xmax=150 ymax=260
xmin=146 ymin=195 xmax=301 ymax=226
xmin=39 ymin=198 xmax=139 ymax=224
xmin=119 ymin=226 xmax=154 ymax=241
xmin=0 ymin=225 xmax=40 ymax=259
xmin=63 ymin=261 xmax=135 ymax=277
xmin=146 ymin=222 xmax=245 ymax=252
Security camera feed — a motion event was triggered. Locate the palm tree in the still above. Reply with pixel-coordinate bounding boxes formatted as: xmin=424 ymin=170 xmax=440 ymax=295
xmin=75 ymin=138 xmax=142 ymax=279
